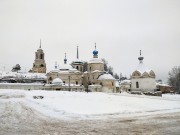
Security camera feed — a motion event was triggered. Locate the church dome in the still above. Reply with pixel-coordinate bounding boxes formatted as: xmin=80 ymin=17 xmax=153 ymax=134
xmin=52 ymin=78 xmax=63 ymax=85
xmin=98 ymin=73 xmax=115 ymax=80
xmin=93 ymin=50 xmax=98 ymax=55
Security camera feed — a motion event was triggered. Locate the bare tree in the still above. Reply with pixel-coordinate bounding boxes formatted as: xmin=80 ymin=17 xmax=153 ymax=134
xmin=83 ymin=62 xmax=88 ymax=72
xmin=108 ymin=66 xmax=114 ymax=76
xmin=168 ymin=66 xmax=180 ymax=93
xmin=102 ymin=58 xmax=108 ymax=72
xmin=113 ymin=73 xmax=120 ymax=79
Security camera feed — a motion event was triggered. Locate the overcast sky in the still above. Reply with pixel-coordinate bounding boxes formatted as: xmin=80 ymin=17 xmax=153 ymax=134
xmin=0 ymin=0 xmax=180 ymax=82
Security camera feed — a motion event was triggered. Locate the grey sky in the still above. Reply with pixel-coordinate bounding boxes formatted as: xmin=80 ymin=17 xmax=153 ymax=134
xmin=0 ymin=0 xmax=180 ymax=82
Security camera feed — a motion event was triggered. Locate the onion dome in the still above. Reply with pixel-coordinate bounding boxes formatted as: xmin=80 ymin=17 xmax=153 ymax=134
xmin=138 ymin=50 xmax=144 ymax=63
xmin=92 ymin=43 xmax=98 ymax=58
xmin=64 ymin=53 xmax=67 ymax=64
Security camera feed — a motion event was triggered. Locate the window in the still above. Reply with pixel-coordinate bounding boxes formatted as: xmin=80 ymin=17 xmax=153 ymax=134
xmin=49 ymin=77 xmax=52 ymax=83
xmin=40 ymin=54 xmax=43 ymax=59
xmin=40 ymin=64 xmax=44 ymax=67
xmin=76 ymin=66 xmax=79 ymax=70
xmin=136 ymin=82 xmax=139 ymax=88
xmin=90 ymin=67 xmax=91 ymax=71
xmin=76 ymin=81 xmax=78 ymax=85
xmin=63 ymin=81 xmax=65 ymax=84
xmin=112 ymin=82 xmax=114 ymax=86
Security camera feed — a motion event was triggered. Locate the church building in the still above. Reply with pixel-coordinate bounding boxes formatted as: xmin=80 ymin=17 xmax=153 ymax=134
xmin=46 ymin=44 xmax=116 ymax=92
xmin=131 ymin=51 xmax=156 ymax=93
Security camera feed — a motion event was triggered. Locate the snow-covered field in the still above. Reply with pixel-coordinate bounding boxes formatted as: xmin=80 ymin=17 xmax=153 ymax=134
xmin=0 ymin=89 xmax=180 ymax=120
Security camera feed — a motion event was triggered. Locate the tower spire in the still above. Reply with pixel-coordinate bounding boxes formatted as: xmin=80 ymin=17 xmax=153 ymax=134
xmin=77 ymin=45 xmax=79 ymax=59
xmin=39 ymin=39 xmax=41 ymax=48
xmin=95 ymin=43 xmax=96 ymax=50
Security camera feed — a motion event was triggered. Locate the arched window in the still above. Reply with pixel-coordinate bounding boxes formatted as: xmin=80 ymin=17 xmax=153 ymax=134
xmin=40 ymin=64 xmax=44 ymax=67
xmin=76 ymin=66 xmax=79 ymax=70
xmin=40 ymin=54 xmax=43 ymax=59
xmin=76 ymin=81 xmax=78 ymax=85
xmin=136 ymin=82 xmax=139 ymax=88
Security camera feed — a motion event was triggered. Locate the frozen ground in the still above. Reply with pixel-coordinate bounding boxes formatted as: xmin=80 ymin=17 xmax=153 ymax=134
xmin=0 ymin=89 xmax=180 ymax=135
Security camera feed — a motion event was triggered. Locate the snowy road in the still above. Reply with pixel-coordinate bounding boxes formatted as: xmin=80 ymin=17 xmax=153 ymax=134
xmin=0 ymin=90 xmax=180 ymax=135
xmin=0 ymin=101 xmax=180 ymax=135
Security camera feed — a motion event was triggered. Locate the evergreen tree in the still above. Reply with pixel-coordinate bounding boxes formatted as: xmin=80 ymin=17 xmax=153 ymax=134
xmin=12 ymin=64 xmax=21 ymax=72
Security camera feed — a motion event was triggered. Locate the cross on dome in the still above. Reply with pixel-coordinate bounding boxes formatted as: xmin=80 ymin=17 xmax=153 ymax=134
xmin=138 ymin=50 xmax=144 ymax=63
xmin=64 ymin=53 xmax=67 ymax=64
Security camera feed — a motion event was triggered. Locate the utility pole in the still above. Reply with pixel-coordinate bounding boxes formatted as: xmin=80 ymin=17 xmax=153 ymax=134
xmin=68 ymin=76 xmax=70 ymax=91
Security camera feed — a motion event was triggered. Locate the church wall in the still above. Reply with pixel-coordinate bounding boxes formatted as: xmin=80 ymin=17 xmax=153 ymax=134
xmin=97 ymin=80 xmax=116 ymax=92
xmin=47 ymin=72 xmax=83 ymax=85
xmin=0 ymin=83 xmax=44 ymax=90
xmin=131 ymin=78 xmax=156 ymax=92
xmin=88 ymin=63 xmax=104 ymax=72
xmin=88 ymin=72 xmax=103 ymax=85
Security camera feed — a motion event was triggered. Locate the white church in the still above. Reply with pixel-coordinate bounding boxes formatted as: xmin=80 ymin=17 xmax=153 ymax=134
xmin=130 ymin=51 xmax=157 ymax=94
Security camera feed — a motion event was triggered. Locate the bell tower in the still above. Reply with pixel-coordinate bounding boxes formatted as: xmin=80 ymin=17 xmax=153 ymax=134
xmin=32 ymin=39 xmax=46 ymax=73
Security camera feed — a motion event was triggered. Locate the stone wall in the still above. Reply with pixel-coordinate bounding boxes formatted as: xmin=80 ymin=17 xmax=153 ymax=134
xmin=0 ymin=83 xmax=44 ymax=90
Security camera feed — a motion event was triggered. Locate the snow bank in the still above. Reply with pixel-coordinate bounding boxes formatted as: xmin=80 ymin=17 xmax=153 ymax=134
xmin=0 ymin=90 xmax=180 ymax=120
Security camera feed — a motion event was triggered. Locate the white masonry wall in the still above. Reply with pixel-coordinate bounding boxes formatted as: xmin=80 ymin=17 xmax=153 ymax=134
xmin=131 ymin=78 xmax=156 ymax=93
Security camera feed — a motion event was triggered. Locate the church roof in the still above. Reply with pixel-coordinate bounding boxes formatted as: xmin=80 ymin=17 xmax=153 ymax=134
xmin=132 ymin=50 xmax=155 ymax=77
xmin=135 ymin=62 xmax=151 ymax=74
xmin=89 ymin=58 xmax=104 ymax=64
xmin=72 ymin=59 xmax=84 ymax=64
xmin=59 ymin=64 xmax=73 ymax=71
